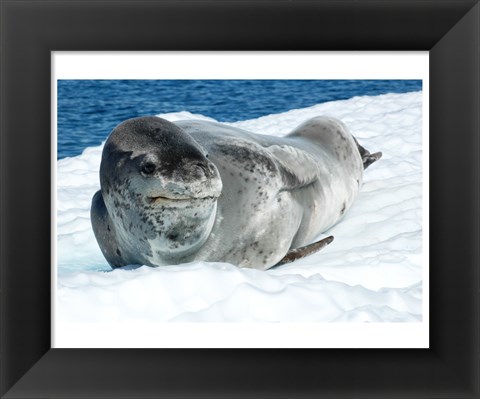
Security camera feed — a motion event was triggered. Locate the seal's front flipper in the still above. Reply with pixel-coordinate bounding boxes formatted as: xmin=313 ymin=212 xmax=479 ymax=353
xmin=91 ymin=190 xmax=124 ymax=268
xmin=274 ymin=236 xmax=334 ymax=267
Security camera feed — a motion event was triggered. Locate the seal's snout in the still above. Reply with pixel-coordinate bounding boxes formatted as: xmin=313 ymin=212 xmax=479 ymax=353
xmin=183 ymin=159 xmax=223 ymax=199
xmin=192 ymin=161 xmax=217 ymax=179
xmin=142 ymin=157 xmax=222 ymax=203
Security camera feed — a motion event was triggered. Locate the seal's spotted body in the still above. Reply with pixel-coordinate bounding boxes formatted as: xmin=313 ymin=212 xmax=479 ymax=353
xmin=91 ymin=116 xmax=381 ymax=270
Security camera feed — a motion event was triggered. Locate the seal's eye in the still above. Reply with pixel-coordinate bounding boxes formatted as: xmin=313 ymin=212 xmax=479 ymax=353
xmin=141 ymin=162 xmax=156 ymax=175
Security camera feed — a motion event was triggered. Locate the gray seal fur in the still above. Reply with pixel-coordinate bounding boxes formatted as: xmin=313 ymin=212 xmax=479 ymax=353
xmin=91 ymin=115 xmax=380 ymax=270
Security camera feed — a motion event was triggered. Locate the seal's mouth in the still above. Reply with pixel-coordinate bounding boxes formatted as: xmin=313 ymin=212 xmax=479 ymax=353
xmin=147 ymin=195 xmax=218 ymax=205
xmin=148 ymin=195 xmax=190 ymax=204
xmin=146 ymin=176 xmax=223 ymax=205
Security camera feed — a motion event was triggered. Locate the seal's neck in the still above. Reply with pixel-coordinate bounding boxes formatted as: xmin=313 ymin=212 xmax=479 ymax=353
xmin=110 ymin=192 xmax=218 ymax=266
xmin=146 ymin=201 xmax=217 ymax=265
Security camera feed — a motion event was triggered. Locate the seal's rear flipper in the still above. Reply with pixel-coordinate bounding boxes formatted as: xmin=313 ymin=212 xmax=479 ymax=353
xmin=274 ymin=236 xmax=334 ymax=267
xmin=353 ymin=137 xmax=382 ymax=169
xmin=363 ymin=151 xmax=382 ymax=169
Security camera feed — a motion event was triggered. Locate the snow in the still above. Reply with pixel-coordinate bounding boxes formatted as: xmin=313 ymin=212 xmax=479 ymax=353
xmin=56 ymin=92 xmax=426 ymax=331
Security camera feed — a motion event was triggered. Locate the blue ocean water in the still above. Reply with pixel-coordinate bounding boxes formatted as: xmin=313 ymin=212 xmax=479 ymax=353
xmin=57 ymin=80 xmax=421 ymax=159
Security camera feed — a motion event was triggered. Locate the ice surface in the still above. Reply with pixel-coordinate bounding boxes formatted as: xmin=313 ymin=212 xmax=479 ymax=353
xmin=56 ymin=92 xmax=425 ymax=323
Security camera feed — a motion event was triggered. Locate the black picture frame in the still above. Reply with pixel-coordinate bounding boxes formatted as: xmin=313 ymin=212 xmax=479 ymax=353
xmin=1 ymin=0 xmax=479 ymax=398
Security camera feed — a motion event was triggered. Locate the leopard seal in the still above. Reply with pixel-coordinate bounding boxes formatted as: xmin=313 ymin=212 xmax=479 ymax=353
xmin=91 ymin=116 xmax=381 ymax=270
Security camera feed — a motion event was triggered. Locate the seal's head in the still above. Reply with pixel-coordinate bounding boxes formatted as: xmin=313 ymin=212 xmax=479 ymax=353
xmin=100 ymin=116 xmax=222 ymax=265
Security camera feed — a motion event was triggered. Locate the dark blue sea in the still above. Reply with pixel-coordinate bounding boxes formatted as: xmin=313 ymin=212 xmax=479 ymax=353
xmin=57 ymin=80 xmax=422 ymax=159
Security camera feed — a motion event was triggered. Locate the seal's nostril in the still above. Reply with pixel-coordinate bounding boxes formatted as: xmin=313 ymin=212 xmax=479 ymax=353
xmin=193 ymin=162 xmax=211 ymax=177
xmin=207 ymin=163 xmax=216 ymax=176
xmin=197 ymin=162 xmax=217 ymax=178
